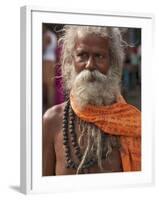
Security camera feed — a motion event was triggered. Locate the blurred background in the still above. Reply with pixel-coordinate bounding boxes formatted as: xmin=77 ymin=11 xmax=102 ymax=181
xmin=42 ymin=23 xmax=141 ymax=113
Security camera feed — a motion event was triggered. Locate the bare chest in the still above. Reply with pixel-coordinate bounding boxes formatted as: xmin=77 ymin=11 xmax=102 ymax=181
xmin=54 ymin=127 xmax=123 ymax=175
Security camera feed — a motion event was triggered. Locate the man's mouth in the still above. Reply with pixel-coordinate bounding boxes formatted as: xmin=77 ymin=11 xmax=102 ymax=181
xmin=86 ymin=73 xmax=97 ymax=82
xmin=88 ymin=75 xmax=96 ymax=82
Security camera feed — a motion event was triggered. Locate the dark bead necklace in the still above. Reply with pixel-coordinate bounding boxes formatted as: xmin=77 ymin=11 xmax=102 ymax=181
xmin=62 ymin=100 xmax=97 ymax=170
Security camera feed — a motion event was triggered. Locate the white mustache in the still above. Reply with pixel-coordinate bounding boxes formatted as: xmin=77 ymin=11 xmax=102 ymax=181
xmin=74 ymin=70 xmax=107 ymax=83
xmin=71 ymin=68 xmax=120 ymax=107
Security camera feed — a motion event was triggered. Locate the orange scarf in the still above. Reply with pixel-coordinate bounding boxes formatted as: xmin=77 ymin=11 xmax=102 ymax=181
xmin=70 ymin=93 xmax=141 ymax=172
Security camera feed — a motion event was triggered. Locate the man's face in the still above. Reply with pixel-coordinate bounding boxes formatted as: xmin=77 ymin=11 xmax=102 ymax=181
xmin=73 ymin=34 xmax=110 ymax=75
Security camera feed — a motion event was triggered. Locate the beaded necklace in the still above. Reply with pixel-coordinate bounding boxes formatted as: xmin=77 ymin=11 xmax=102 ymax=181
xmin=62 ymin=100 xmax=108 ymax=171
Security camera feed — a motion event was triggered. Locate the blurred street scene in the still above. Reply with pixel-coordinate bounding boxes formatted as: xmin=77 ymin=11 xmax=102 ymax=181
xmin=122 ymin=28 xmax=141 ymax=110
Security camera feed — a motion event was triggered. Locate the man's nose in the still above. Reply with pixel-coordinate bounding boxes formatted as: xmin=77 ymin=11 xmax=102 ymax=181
xmin=85 ymin=56 xmax=96 ymax=71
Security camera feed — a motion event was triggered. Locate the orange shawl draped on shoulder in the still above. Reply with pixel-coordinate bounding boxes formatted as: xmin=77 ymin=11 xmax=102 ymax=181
xmin=70 ymin=93 xmax=141 ymax=172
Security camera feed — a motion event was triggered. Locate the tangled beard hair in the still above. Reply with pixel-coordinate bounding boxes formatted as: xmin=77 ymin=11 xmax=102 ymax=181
xmin=72 ymin=68 xmax=120 ymax=107
xmin=69 ymin=68 xmax=121 ymax=174
xmin=77 ymin=120 xmax=121 ymax=174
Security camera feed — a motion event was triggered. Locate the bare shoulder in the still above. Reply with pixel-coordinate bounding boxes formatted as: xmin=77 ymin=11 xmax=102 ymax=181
xmin=43 ymin=103 xmax=65 ymax=122
xmin=43 ymin=102 xmax=66 ymax=138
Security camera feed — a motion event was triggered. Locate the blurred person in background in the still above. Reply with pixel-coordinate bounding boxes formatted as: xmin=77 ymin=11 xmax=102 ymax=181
xmin=122 ymin=45 xmax=141 ymax=109
xmin=43 ymin=28 xmax=57 ymax=112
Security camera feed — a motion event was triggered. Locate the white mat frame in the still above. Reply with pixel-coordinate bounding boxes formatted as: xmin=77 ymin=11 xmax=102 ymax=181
xmin=20 ymin=6 xmax=154 ymax=194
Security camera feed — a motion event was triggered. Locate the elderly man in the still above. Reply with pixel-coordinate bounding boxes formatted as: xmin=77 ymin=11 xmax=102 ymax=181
xmin=43 ymin=25 xmax=141 ymax=176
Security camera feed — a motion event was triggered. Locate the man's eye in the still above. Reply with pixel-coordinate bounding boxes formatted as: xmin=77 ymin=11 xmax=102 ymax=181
xmin=95 ymin=54 xmax=104 ymax=59
xmin=77 ymin=53 xmax=88 ymax=59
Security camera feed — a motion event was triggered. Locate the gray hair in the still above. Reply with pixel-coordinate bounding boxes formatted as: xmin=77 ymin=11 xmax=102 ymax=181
xmin=59 ymin=25 xmax=125 ymax=93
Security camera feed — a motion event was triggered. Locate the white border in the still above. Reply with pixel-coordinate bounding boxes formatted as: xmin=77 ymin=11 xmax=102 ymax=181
xmin=20 ymin=6 xmax=154 ymax=194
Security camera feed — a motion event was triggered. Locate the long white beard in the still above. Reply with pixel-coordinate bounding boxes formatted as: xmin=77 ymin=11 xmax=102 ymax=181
xmin=71 ymin=69 xmax=120 ymax=108
xmin=70 ymin=68 xmax=121 ymax=174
